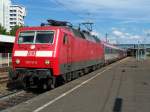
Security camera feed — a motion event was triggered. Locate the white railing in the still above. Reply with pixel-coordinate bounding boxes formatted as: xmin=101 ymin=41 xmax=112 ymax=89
xmin=0 ymin=53 xmax=12 ymax=68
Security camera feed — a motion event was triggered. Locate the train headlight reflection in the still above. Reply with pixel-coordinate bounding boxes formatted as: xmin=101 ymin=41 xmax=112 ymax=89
xmin=16 ymin=59 xmax=20 ymax=64
xmin=45 ymin=60 xmax=50 ymax=65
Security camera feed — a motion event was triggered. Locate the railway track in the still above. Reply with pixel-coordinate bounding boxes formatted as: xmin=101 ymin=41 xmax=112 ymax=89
xmin=0 ymin=66 xmax=11 ymax=84
xmin=0 ymin=67 xmax=10 ymax=84
xmin=0 ymin=90 xmax=24 ymax=101
xmin=0 ymin=89 xmax=40 ymax=111
xmin=0 ymin=72 xmax=8 ymax=83
xmin=0 ymin=67 xmax=10 ymax=73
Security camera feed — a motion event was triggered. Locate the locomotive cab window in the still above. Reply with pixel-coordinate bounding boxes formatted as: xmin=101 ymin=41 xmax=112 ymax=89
xmin=36 ymin=31 xmax=54 ymax=44
xmin=18 ymin=31 xmax=54 ymax=44
xmin=18 ymin=31 xmax=35 ymax=44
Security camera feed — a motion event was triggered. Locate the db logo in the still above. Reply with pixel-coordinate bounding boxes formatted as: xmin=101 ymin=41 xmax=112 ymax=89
xmin=28 ymin=51 xmax=36 ymax=56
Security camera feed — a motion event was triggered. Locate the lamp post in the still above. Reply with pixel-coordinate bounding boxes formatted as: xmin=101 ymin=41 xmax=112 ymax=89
xmin=143 ymin=40 xmax=146 ymax=60
xmin=137 ymin=41 xmax=140 ymax=61
xmin=105 ymin=33 xmax=108 ymax=42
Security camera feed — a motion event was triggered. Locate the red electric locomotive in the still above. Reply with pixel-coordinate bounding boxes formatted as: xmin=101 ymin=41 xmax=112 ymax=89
xmin=9 ymin=20 xmax=104 ymax=89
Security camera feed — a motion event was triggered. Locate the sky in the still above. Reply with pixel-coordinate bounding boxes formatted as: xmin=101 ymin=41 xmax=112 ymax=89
xmin=12 ymin=0 xmax=150 ymax=44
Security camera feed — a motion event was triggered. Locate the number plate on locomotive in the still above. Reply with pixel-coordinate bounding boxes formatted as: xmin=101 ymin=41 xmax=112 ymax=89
xmin=27 ymin=51 xmax=36 ymax=56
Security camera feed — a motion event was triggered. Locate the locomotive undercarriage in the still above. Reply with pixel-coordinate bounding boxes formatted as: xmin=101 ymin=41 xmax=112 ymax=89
xmin=62 ymin=63 xmax=104 ymax=83
xmin=8 ymin=68 xmax=54 ymax=90
xmin=7 ymin=62 xmax=104 ymax=90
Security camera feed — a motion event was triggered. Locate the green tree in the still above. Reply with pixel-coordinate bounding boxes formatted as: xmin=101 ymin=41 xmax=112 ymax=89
xmin=10 ymin=25 xmax=23 ymax=36
xmin=0 ymin=24 xmax=7 ymax=35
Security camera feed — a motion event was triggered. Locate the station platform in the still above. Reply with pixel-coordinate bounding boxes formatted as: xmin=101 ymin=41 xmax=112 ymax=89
xmin=5 ymin=57 xmax=150 ymax=112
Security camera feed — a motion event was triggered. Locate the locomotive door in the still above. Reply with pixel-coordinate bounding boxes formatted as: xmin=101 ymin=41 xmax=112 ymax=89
xmin=64 ymin=33 xmax=72 ymax=71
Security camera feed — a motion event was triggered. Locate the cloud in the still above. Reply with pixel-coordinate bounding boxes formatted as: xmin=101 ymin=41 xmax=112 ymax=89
xmin=56 ymin=0 xmax=150 ymax=22
xmin=129 ymin=35 xmax=141 ymax=39
xmin=58 ymin=0 xmax=138 ymax=11
xmin=14 ymin=0 xmax=150 ymax=44
xmin=112 ymin=30 xmax=124 ymax=38
xmin=144 ymin=29 xmax=150 ymax=36
xmin=111 ymin=29 xmax=144 ymax=44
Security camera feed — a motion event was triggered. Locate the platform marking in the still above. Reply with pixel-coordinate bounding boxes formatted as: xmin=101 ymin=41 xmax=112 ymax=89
xmin=33 ymin=58 xmax=128 ymax=112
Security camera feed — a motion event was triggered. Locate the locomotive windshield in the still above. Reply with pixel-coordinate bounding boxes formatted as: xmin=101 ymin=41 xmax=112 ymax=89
xmin=18 ymin=31 xmax=54 ymax=44
xmin=18 ymin=31 xmax=35 ymax=44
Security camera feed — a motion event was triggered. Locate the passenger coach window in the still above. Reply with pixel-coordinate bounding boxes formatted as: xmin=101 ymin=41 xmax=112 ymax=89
xmin=36 ymin=31 xmax=54 ymax=44
xmin=18 ymin=31 xmax=35 ymax=44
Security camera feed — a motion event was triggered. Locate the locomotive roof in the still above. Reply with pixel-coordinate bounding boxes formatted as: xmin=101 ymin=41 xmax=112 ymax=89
xmin=18 ymin=25 xmax=100 ymax=43
xmin=71 ymin=28 xmax=100 ymax=43
xmin=41 ymin=19 xmax=101 ymax=43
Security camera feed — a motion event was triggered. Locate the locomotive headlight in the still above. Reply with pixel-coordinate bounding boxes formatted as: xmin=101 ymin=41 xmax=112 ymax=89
xmin=16 ymin=59 xmax=20 ymax=64
xmin=45 ymin=60 xmax=50 ymax=65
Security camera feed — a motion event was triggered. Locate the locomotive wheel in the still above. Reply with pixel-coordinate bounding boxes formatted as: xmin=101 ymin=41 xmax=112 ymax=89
xmin=66 ymin=73 xmax=71 ymax=82
xmin=23 ymin=77 xmax=30 ymax=89
xmin=57 ymin=76 xmax=65 ymax=86
xmin=46 ymin=78 xmax=53 ymax=90
xmin=92 ymin=65 xmax=96 ymax=71
xmin=84 ymin=68 xmax=89 ymax=74
xmin=37 ymin=80 xmax=43 ymax=90
xmin=71 ymin=72 xmax=75 ymax=80
xmin=75 ymin=71 xmax=80 ymax=79
xmin=43 ymin=84 xmax=48 ymax=90
xmin=95 ymin=64 xmax=99 ymax=69
xmin=88 ymin=67 xmax=92 ymax=73
xmin=51 ymin=77 xmax=57 ymax=88
xmin=79 ymin=70 xmax=84 ymax=77
xmin=37 ymin=78 xmax=51 ymax=90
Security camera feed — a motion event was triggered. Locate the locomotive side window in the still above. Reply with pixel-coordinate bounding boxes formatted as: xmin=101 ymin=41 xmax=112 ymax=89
xmin=63 ymin=34 xmax=68 ymax=44
xmin=18 ymin=31 xmax=35 ymax=44
xmin=36 ymin=31 xmax=54 ymax=44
